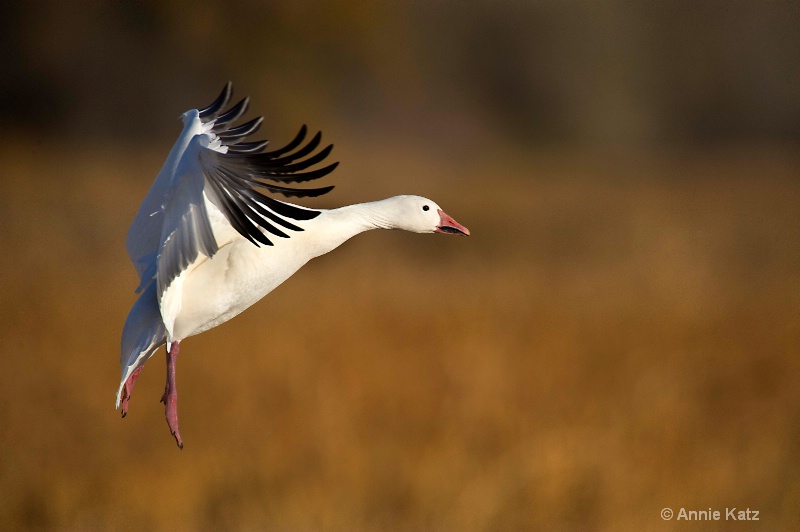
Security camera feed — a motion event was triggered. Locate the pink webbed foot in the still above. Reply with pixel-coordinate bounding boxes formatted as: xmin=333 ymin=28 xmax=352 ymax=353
xmin=160 ymin=342 xmax=184 ymax=449
xmin=120 ymin=367 xmax=144 ymax=418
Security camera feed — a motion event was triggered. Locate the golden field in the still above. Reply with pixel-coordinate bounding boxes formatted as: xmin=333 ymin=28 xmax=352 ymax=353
xmin=0 ymin=137 xmax=798 ymax=530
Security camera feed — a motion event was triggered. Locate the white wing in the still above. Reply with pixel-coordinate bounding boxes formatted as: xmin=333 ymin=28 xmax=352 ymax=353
xmin=126 ymin=84 xmax=233 ymax=293
xmin=117 ymin=281 xmax=166 ymax=407
xmin=126 ymin=82 xmax=340 ymax=343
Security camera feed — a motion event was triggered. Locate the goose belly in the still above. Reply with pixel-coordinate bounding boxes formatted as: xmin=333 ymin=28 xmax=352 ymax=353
xmin=172 ymin=237 xmax=311 ymax=340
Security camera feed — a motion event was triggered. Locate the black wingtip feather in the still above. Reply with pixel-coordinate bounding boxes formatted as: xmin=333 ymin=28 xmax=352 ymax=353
xmin=218 ymin=116 xmax=264 ymax=141
xmin=213 ymin=97 xmax=250 ymax=129
xmin=262 ymin=125 xmax=307 ymax=158
xmin=226 ymin=140 xmax=269 ymax=154
xmin=265 ymin=131 xmax=322 ymax=164
xmin=199 ymin=82 xmax=233 ymax=120
xmin=196 ymin=85 xmax=341 ymax=245
xmin=262 ymin=184 xmax=335 ymax=199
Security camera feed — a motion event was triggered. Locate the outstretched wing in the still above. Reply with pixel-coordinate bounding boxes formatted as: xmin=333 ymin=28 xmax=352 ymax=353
xmin=126 ymin=83 xmax=339 ymax=338
xmin=126 ymin=103 xmax=210 ymax=293
xmin=197 ymin=125 xmax=338 ymax=247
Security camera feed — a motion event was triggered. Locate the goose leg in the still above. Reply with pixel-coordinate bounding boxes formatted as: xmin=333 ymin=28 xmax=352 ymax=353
xmin=160 ymin=342 xmax=183 ymax=449
xmin=120 ymin=367 xmax=144 ymax=418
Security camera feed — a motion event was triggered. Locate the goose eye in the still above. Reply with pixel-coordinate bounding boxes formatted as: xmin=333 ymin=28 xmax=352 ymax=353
xmin=422 ymin=205 xmax=429 ymax=211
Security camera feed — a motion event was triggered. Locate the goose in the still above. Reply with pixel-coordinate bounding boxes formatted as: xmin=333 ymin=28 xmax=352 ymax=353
xmin=118 ymin=83 xmax=470 ymax=448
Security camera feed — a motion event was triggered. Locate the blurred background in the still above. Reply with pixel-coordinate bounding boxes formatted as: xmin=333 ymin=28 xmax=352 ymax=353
xmin=1 ymin=1 xmax=799 ymax=530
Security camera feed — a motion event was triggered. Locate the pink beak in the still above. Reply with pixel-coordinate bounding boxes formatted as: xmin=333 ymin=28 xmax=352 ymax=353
xmin=435 ymin=209 xmax=470 ymax=236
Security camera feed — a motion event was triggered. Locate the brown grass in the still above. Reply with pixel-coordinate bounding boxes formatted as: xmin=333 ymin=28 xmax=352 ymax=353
xmin=0 ymin=139 xmax=798 ymax=530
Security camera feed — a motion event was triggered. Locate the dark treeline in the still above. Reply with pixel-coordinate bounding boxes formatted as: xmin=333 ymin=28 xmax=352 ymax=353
xmin=2 ymin=1 xmax=798 ymax=146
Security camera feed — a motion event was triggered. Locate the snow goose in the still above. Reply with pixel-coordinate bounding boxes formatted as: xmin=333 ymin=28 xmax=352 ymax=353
xmin=118 ymin=83 xmax=470 ymax=448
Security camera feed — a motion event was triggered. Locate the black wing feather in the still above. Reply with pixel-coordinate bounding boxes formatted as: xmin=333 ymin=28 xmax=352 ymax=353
xmin=227 ymin=140 xmax=269 ymax=154
xmin=204 ymin=167 xmax=275 ymax=246
xmin=199 ymin=82 xmax=233 ymax=120
xmin=194 ymin=84 xmax=338 ymax=246
xmin=212 ymin=97 xmax=250 ymax=130
xmin=218 ymin=116 xmax=263 ymax=142
xmin=212 ymin=166 xmax=293 ymax=239
xmin=261 ymin=125 xmax=307 ymax=158
xmin=265 ymin=131 xmax=322 ymax=164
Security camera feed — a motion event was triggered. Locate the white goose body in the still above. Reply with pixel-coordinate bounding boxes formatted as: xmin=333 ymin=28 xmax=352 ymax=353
xmin=118 ymin=83 xmax=469 ymax=448
xmin=174 ymin=199 xmax=400 ymax=339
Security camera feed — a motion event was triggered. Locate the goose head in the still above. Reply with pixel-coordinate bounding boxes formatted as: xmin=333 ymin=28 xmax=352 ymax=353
xmin=385 ymin=195 xmax=470 ymax=236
